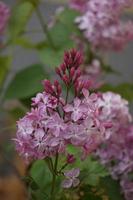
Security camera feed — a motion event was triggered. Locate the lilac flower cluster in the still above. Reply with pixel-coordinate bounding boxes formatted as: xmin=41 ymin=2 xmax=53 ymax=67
xmin=15 ymin=50 xmax=112 ymax=164
xmin=96 ymin=92 xmax=133 ymax=200
xmin=71 ymin=0 xmax=133 ymax=51
xmin=0 ymin=1 xmax=10 ymax=34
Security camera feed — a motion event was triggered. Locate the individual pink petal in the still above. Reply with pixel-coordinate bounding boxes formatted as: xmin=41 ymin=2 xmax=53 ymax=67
xmin=73 ymin=178 xmax=80 ymax=187
xmin=64 ymin=104 xmax=73 ymax=112
xmin=62 ymin=179 xmax=73 ymax=188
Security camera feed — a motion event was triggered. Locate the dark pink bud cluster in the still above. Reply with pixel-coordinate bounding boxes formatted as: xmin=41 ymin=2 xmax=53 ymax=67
xmin=56 ymin=49 xmax=91 ymax=95
xmin=42 ymin=79 xmax=62 ymax=98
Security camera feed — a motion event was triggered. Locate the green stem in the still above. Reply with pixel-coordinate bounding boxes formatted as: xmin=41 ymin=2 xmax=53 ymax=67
xmin=45 ymin=157 xmax=54 ymax=174
xmin=35 ymin=6 xmax=55 ymax=49
xmin=58 ymin=163 xmax=68 ymax=174
xmin=65 ymin=87 xmax=69 ymax=104
xmin=51 ymin=154 xmax=58 ymax=200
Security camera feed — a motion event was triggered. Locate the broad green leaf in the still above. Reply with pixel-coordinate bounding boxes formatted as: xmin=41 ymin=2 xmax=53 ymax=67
xmin=9 ymin=2 xmax=34 ymax=41
xmin=100 ymin=83 xmax=133 ymax=101
xmin=49 ymin=22 xmax=75 ymax=48
xmin=48 ymin=8 xmax=80 ymax=49
xmin=5 ymin=64 xmax=47 ymax=99
xmin=80 ymin=157 xmax=108 ymax=186
xmin=0 ymin=56 xmax=11 ymax=85
xmin=39 ymin=47 xmax=64 ymax=68
xmin=30 ymin=160 xmax=52 ymax=191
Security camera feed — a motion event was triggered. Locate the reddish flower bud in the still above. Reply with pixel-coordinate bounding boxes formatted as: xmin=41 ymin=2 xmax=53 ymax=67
xmin=70 ymin=67 xmax=75 ymax=77
xmin=83 ymin=80 xmax=92 ymax=89
xmin=42 ymin=80 xmax=54 ymax=94
xmin=73 ymin=68 xmax=82 ymax=83
xmin=66 ymin=154 xmax=76 ymax=164
xmin=54 ymin=80 xmax=60 ymax=88
xmin=55 ymin=67 xmax=62 ymax=77
xmin=62 ymin=74 xmax=70 ymax=85
xmin=57 ymin=84 xmax=62 ymax=95
xmin=60 ymin=63 xmax=66 ymax=73
xmin=63 ymin=49 xmax=83 ymax=70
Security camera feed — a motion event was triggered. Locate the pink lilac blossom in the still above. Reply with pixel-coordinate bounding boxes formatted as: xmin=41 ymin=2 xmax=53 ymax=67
xmin=74 ymin=0 xmax=133 ymax=50
xmin=0 ymin=1 xmax=10 ymax=34
xmin=97 ymin=125 xmax=133 ymax=200
xmin=95 ymin=92 xmax=133 ymax=200
xmin=120 ymin=177 xmax=133 ymax=200
xmin=62 ymin=168 xmax=80 ymax=188
xmin=15 ymin=50 xmax=112 ymax=165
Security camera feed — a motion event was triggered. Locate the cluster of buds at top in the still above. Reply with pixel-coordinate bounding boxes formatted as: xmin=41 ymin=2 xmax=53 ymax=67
xmin=55 ymin=49 xmax=91 ymax=95
xmin=42 ymin=79 xmax=62 ymax=99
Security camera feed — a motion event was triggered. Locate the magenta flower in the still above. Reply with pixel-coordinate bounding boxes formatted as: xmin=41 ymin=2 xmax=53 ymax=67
xmin=62 ymin=168 xmax=80 ymax=188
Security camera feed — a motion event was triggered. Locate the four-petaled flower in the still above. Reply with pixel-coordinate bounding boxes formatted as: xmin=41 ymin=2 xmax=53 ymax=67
xmin=64 ymin=98 xmax=87 ymax=121
xmin=62 ymin=168 xmax=80 ymax=188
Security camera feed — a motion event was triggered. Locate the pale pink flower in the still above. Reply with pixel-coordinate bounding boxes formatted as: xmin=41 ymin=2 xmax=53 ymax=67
xmin=64 ymin=98 xmax=87 ymax=121
xmin=62 ymin=168 xmax=80 ymax=188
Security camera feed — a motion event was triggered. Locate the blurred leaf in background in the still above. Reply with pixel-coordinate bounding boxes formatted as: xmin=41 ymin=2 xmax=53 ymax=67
xmin=5 ymin=64 xmax=47 ymax=100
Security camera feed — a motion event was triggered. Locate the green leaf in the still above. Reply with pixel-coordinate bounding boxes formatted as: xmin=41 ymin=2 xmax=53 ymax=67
xmin=39 ymin=47 xmax=64 ymax=68
xmin=5 ymin=64 xmax=47 ymax=99
xmin=30 ymin=160 xmax=52 ymax=193
xmin=49 ymin=22 xmax=75 ymax=49
xmin=56 ymin=8 xmax=79 ymax=33
xmin=100 ymin=83 xmax=133 ymax=101
xmin=38 ymin=8 xmax=80 ymax=68
xmin=48 ymin=8 xmax=80 ymax=49
xmin=9 ymin=2 xmax=34 ymax=41
xmin=81 ymin=185 xmax=104 ymax=200
xmin=80 ymin=157 xmax=108 ymax=186
xmin=0 ymin=56 xmax=11 ymax=85
xmin=100 ymin=176 xmax=124 ymax=200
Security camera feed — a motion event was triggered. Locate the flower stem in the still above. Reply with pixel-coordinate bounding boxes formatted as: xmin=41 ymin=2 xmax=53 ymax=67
xmin=35 ymin=6 xmax=55 ymax=49
xmin=65 ymin=87 xmax=69 ymax=104
xmin=51 ymin=154 xmax=58 ymax=200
